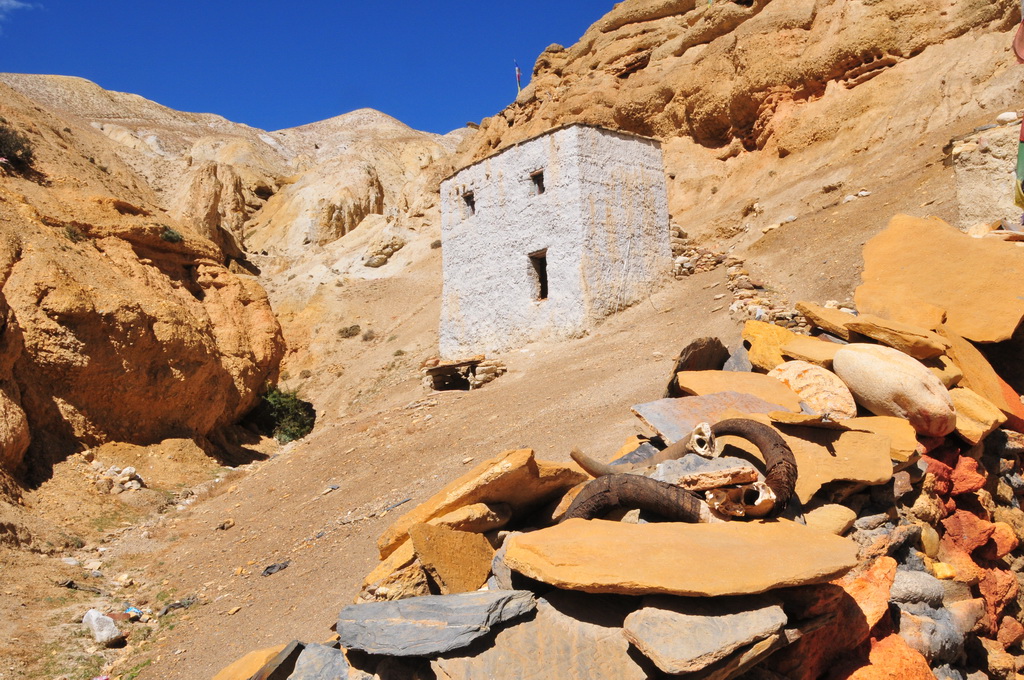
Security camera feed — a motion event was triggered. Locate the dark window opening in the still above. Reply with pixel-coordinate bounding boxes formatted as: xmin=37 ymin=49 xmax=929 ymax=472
xmin=531 ymin=170 xmax=545 ymax=195
xmin=462 ymin=191 xmax=475 ymax=216
xmin=529 ymin=249 xmax=548 ymax=300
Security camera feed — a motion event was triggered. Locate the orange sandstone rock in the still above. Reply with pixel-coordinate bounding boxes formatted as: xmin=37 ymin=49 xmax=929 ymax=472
xmin=504 ymin=519 xmax=859 ymax=597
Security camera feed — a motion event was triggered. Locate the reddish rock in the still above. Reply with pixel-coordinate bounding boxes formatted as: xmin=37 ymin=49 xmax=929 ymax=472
xmin=833 ymin=633 xmax=936 ymax=680
xmin=979 ymin=569 xmax=1019 ymax=635
xmin=976 ymin=522 xmax=1020 ymax=561
xmin=941 ymin=510 xmax=996 ymax=554
xmin=997 ymin=615 xmax=1024 ymax=649
xmin=766 ymin=557 xmax=897 ymax=680
xmin=937 ymin=534 xmax=984 ymax=585
xmin=997 ymin=375 xmax=1024 ymax=433
xmin=977 ymin=636 xmax=1017 ymax=680
xmin=951 ymin=456 xmax=987 ymax=496
xmin=920 ymin=456 xmax=953 ymax=496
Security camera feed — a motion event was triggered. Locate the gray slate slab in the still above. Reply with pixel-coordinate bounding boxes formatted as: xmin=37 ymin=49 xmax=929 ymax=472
xmin=486 ymin=532 xmax=519 ymax=591
xmin=632 ymin=392 xmax=786 ymax=445
xmin=336 ymin=590 xmax=535 ymax=657
xmin=288 ymin=643 xmax=352 ymax=679
xmin=610 ymin=441 xmax=661 ymax=466
xmin=723 ymin=344 xmax=753 ymax=373
xmin=623 ymin=595 xmax=787 ymax=674
xmin=432 ymin=591 xmax=653 ymax=680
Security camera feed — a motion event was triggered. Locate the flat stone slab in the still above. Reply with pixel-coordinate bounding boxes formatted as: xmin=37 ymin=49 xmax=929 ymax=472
xmin=504 ymin=519 xmax=859 ymax=597
xmin=781 ymin=335 xmax=841 ymax=367
xmin=855 ymin=215 xmax=1024 ymax=343
xmin=377 ymin=448 xmax=586 ymax=558
xmin=624 ymin=595 xmax=787 ymax=674
xmin=719 ymin=422 xmax=893 ymax=504
xmin=631 ymin=392 xmax=790 ymax=445
xmin=674 ymin=371 xmax=804 ymax=413
xmin=336 ymin=590 xmax=536 ymax=657
xmin=409 ymin=523 xmax=494 ymax=594
xmin=433 ymin=591 xmax=650 ymax=680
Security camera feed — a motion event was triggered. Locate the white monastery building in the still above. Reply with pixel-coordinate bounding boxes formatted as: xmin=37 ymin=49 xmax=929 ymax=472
xmin=439 ymin=123 xmax=671 ymax=357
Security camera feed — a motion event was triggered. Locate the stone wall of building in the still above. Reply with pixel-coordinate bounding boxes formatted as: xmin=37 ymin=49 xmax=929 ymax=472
xmin=439 ymin=125 xmax=669 ymax=358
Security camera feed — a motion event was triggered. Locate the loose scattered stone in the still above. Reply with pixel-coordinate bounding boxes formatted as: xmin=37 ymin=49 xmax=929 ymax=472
xmin=741 ymin=320 xmax=797 ymax=371
xmin=950 ymin=386 xmax=1008 ymax=445
xmin=651 ymin=455 xmax=758 ymax=491
xmin=767 ymin=557 xmax=897 ymax=680
xmin=82 ymin=608 xmax=125 ymax=647
xmin=212 ymin=643 xmax=292 ymax=680
xmin=663 ymin=336 xmax=730 ymax=397
xmin=623 ymin=595 xmax=787 ymax=674
xmin=336 ymin=590 xmax=536 ymax=657
xmin=720 ymin=423 xmax=892 ymax=504
xmin=837 ymin=633 xmax=936 ymax=680
xmin=890 ymin=570 xmax=946 ymax=608
xmin=432 ymin=502 xmax=512 ymax=534
xmin=795 ymin=301 xmax=859 ymax=340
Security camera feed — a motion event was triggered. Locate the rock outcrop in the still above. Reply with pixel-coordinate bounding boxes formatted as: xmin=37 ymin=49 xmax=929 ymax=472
xmin=453 ymin=0 xmax=1021 ymax=240
xmin=0 ymin=81 xmax=285 ymax=477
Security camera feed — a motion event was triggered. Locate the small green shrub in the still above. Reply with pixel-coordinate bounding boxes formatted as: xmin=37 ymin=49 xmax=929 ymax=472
xmin=249 ymin=386 xmax=316 ymax=443
xmin=361 ymin=329 xmax=376 ymax=342
xmin=63 ymin=225 xmax=84 ymax=243
xmin=338 ymin=324 xmax=361 ymax=338
xmin=393 ymin=349 xmax=406 ymax=357
xmin=160 ymin=226 xmax=184 ymax=243
xmin=430 ymin=239 xmax=442 ymax=249
xmin=0 ymin=124 xmax=34 ymax=173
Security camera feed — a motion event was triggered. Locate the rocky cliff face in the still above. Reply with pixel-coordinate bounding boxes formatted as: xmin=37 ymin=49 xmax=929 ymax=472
xmin=0 ymin=82 xmax=286 ymax=479
xmin=459 ymin=0 xmax=1022 ymax=239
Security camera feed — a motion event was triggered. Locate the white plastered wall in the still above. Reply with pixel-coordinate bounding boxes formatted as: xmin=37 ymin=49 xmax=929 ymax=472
xmin=439 ymin=125 xmax=669 ymax=358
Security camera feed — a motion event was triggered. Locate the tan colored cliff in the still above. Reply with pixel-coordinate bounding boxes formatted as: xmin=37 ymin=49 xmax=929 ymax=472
xmin=458 ymin=0 xmax=1023 ymax=239
xmin=0 ymin=81 xmax=285 ymax=479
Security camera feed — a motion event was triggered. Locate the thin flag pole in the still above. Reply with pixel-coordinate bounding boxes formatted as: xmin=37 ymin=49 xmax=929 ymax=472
xmin=514 ymin=60 xmax=522 ymax=94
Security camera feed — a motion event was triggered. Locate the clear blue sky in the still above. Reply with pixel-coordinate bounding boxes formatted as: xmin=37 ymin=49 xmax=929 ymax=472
xmin=0 ymin=1 xmax=607 ymax=134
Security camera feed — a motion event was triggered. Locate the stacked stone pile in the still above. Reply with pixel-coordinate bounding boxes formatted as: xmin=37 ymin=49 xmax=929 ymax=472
xmin=220 ymin=215 xmax=1024 ymax=680
xmin=724 ymin=257 xmax=812 ymax=332
xmin=87 ymin=461 xmax=146 ymax=495
xmin=671 ymin=224 xmax=726 ymax=278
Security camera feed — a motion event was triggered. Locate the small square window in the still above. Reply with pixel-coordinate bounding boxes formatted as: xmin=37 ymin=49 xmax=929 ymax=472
xmin=462 ymin=191 xmax=475 ymax=216
xmin=530 ymin=171 xmax=545 ymax=195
